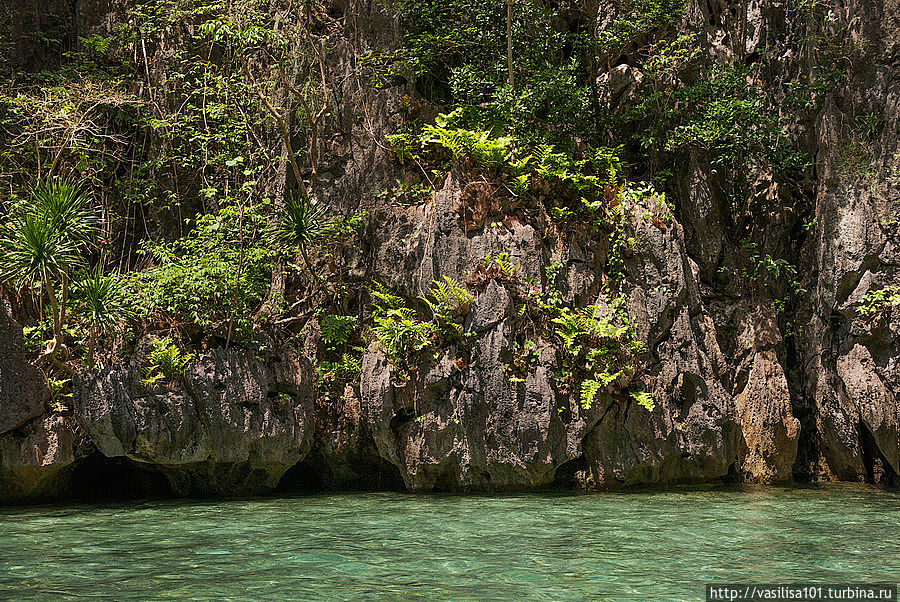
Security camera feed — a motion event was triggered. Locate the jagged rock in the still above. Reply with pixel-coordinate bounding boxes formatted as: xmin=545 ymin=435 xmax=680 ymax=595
xmin=597 ymin=64 xmax=644 ymax=110
xmin=75 ymin=347 xmax=316 ymax=496
xmin=0 ymin=303 xmax=86 ymax=505
xmin=579 ymin=195 xmax=740 ymax=488
xmin=359 ymin=277 xmax=597 ymax=492
xmin=812 ymin=310 xmax=900 ymax=485
xmin=837 ymin=341 xmax=899 ymax=475
xmin=0 ymin=302 xmax=48 ymax=435
xmin=737 ymin=348 xmax=800 ymax=483
xmin=729 ymin=306 xmax=800 ymax=483
xmin=798 ymin=50 xmax=900 ymax=484
xmin=0 ymin=414 xmax=91 ymax=504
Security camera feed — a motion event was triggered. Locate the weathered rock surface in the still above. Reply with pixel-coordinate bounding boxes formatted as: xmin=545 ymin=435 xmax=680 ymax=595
xmin=0 ymin=414 xmax=90 ymax=504
xmin=360 ymin=292 xmax=594 ymax=492
xmin=0 ymin=303 xmax=87 ymax=504
xmin=2 ymin=0 xmax=900 ymax=503
xmin=0 ymin=302 xmax=48 ymax=435
xmin=578 ymin=199 xmax=741 ymax=488
xmin=299 ymin=385 xmax=406 ymax=491
xmin=75 ymin=347 xmax=316 ymax=496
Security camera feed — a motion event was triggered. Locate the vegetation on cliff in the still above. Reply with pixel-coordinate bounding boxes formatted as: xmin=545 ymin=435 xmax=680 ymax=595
xmin=0 ymin=0 xmax=891 ymax=434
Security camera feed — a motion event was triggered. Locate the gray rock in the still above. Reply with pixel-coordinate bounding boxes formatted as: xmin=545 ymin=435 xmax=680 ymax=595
xmin=0 ymin=414 xmax=91 ymax=504
xmin=0 ymin=302 xmax=48 ymax=435
xmin=75 ymin=348 xmax=316 ymax=496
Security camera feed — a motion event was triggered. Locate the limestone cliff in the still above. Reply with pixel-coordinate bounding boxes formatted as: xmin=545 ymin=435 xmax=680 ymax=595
xmin=0 ymin=0 xmax=898 ymax=503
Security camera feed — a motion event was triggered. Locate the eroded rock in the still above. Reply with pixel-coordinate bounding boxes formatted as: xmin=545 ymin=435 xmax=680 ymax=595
xmin=0 ymin=414 xmax=91 ymax=504
xmin=0 ymin=302 xmax=48 ymax=435
xmin=75 ymin=347 xmax=316 ymax=496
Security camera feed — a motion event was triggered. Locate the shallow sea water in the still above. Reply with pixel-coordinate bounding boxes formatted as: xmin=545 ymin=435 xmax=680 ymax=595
xmin=0 ymin=485 xmax=897 ymax=600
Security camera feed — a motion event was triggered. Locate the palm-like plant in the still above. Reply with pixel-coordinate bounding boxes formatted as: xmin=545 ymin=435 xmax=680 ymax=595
xmin=33 ymin=176 xmax=99 ymax=332
xmin=0 ymin=211 xmax=78 ymax=284
xmin=71 ymin=266 xmax=132 ymax=368
xmin=0 ymin=176 xmax=98 ymax=357
xmin=32 ymin=176 xmax=99 ymax=247
xmin=274 ymin=194 xmax=328 ymax=280
xmin=0 ymin=211 xmax=79 ymax=340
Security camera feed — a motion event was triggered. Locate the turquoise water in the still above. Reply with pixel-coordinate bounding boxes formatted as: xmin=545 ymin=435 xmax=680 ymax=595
xmin=0 ymin=485 xmax=897 ymax=600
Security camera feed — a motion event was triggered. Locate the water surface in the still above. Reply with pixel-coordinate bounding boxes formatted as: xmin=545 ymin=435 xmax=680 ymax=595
xmin=0 ymin=485 xmax=897 ymax=600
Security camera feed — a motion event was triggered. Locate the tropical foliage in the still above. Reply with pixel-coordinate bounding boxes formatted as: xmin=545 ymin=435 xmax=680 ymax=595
xmin=141 ymin=337 xmax=194 ymax=388
xmin=1 ymin=0 xmax=849 ymax=420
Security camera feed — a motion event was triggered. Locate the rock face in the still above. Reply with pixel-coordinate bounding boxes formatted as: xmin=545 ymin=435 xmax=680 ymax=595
xmin=357 ymin=174 xmax=595 ymax=491
xmin=347 ymin=0 xmax=900 ymax=492
xmin=0 ymin=0 xmax=75 ymax=76
xmin=794 ymin=0 xmax=900 ymax=485
xmin=0 ymin=414 xmax=90 ymax=504
xmin=1 ymin=0 xmax=899 ymax=504
xmin=359 ymin=288 xmax=593 ymax=492
xmin=0 ymin=301 xmax=48 ymax=435
xmin=75 ymin=347 xmax=316 ymax=496
xmin=579 ymin=204 xmax=741 ymax=488
xmin=0 ymin=302 xmax=90 ymax=504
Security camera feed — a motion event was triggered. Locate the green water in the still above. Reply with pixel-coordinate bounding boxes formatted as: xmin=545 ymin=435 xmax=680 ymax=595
xmin=0 ymin=486 xmax=897 ymax=600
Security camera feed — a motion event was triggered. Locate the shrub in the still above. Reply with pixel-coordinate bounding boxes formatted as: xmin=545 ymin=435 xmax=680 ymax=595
xmin=631 ymin=64 xmax=806 ymax=173
xmin=857 ymin=286 xmax=900 ymax=317
xmin=131 ymin=201 xmax=272 ymax=333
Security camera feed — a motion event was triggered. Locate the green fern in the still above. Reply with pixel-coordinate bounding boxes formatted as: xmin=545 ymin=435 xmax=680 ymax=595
xmin=318 ymin=350 xmax=363 ymax=382
xmin=386 ymin=132 xmax=417 ymax=164
xmin=420 ymin=123 xmax=514 ymax=168
xmin=140 ymin=371 xmax=167 ymax=389
xmin=552 ymin=303 xmax=629 ymax=361
xmin=373 ymin=308 xmax=436 ymax=365
xmin=423 ymin=276 xmax=474 ymax=337
xmin=142 ymin=337 xmax=192 ymax=387
xmin=580 ymin=379 xmax=603 ymax=409
xmin=370 ymin=282 xmax=406 ymax=317
xmin=370 ymin=284 xmax=437 ymax=366
xmin=482 ymin=252 xmax=520 ymax=279
xmin=321 ymin=314 xmax=358 ymax=347
xmin=580 ymin=371 xmax=625 ymax=409
xmin=630 ymin=391 xmax=655 ymax=411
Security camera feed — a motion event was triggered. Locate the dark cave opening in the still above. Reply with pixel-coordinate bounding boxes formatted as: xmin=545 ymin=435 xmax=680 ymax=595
xmin=858 ymin=422 xmax=898 ymax=487
xmin=68 ymin=452 xmax=174 ymax=501
xmin=276 ymin=450 xmax=407 ymax=493
xmin=275 ymin=458 xmax=326 ymax=493
xmin=552 ymin=456 xmax=588 ymax=489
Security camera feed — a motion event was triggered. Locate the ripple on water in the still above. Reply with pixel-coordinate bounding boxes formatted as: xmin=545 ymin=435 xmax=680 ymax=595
xmin=0 ymin=485 xmax=897 ymax=600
